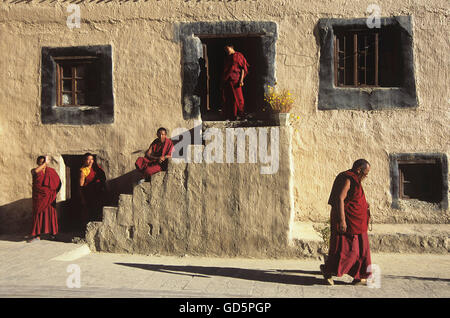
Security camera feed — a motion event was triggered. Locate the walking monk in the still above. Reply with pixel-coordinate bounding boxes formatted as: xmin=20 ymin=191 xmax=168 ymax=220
xmin=28 ymin=156 xmax=61 ymax=242
xmin=221 ymin=44 xmax=249 ymax=120
xmin=320 ymin=159 xmax=372 ymax=286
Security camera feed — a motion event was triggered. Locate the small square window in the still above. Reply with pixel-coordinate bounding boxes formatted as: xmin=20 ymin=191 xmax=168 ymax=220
xmin=390 ymin=154 xmax=448 ymax=209
xmin=41 ymin=45 xmax=114 ymax=125
xmin=398 ymin=160 xmax=443 ymax=203
xmin=333 ymin=27 xmax=402 ymax=87
xmin=55 ymin=57 xmax=100 ymax=107
xmin=317 ymin=16 xmax=418 ymax=110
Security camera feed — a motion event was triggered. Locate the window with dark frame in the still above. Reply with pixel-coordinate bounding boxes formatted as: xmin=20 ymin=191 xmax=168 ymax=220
xmin=196 ymin=35 xmax=266 ymax=121
xmin=41 ymin=45 xmax=113 ymax=125
xmin=179 ymin=21 xmax=277 ymax=120
xmin=333 ymin=26 xmax=402 ymax=87
xmin=54 ymin=56 xmax=100 ymax=107
xmin=398 ymin=159 xmax=443 ymax=204
xmin=318 ymin=16 xmax=417 ymax=110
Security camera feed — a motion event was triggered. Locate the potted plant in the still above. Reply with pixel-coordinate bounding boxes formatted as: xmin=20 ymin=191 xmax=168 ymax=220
xmin=264 ymin=83 xmax=294 ymax=126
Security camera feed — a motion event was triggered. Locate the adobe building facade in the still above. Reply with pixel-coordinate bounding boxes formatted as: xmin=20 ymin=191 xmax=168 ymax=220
xmin=0 ymin=1 xmax=448 ymax=256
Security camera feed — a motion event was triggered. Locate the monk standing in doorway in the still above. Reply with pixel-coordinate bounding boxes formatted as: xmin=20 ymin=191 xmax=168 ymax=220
xmin=320 ymin=159 xmax=372 ymax=286
xmin=221 ymin=44 xmax=249 ymax=120
xmin=27 ymin=156 xmax=61 ymax=242
xmin=79 ymin=153 xmax=107 ymax=224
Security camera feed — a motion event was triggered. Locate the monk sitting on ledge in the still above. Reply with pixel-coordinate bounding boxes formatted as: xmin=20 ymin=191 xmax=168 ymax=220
xmin=135 ymin=127 xmax=174 ymax=182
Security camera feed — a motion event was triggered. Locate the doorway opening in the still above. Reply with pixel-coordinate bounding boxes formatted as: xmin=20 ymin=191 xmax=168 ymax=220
xmin=59 ymin=155 xmax=85 ymax=233
xmin=197 ymin=36 xmax=268 ymax=121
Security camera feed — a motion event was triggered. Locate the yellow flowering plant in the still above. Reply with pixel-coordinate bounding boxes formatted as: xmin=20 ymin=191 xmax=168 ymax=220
xmin=264 ymin=83 xmax=295 ymax=113
xmin=289 ymin=113 xmax=301 ymax=125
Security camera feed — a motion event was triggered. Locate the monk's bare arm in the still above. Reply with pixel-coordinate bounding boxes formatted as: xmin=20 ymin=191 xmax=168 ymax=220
xmin=145 ymin=147 xmax=159 ymax=160
xmin=239 ymin=69 xmax=245 ymax=86
xmin=337 ymin=178 xmax=351 ymax=233
xmin=79 ymin=170 xmax=86 ymax=187
xmin=31 ymin=163 xmax=46 ymax=175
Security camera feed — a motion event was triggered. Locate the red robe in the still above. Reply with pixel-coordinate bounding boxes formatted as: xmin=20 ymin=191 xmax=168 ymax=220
xmin=135 ymin=138 xmax=174 ymax=179
xmin=324 ymin=170 xmax=371 ymax=279
xmin=31 ymin=167 xmax=61 ymax=236
xmin=222 ymin=52 xmax=249 ymax=119
xmin=80 ymin=163 xmax=106 ymax=222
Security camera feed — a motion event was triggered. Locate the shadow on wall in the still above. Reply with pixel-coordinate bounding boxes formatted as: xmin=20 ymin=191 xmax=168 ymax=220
xmin=0 ymin=198 xmax=32 ymax=237
xmin=105 ymin=169 xmax=143 ymax=206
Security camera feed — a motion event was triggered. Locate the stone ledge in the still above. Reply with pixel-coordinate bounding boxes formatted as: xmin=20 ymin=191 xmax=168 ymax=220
xmin=292 ymin=223 xmax=450 ymax=258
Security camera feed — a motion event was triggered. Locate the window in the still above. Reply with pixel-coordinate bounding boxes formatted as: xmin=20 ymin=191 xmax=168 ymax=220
xmin=55 ymin=57 xmax=100 ymax=107
xmin=317 ymin=16 xmax=417 ymax=110
xmin=398 ymin=159 xmax=443 ymax=203
xmin=390 ymin=154 xmax=448 ymax=209
xmin=197 ymin=36 xmax=266 ymax=121
xmin=41 ymin=45 xmax=113 ymax=125
xmin=178 ymin=21 xmax=277 ymax=120
xmin=334 ymin=27 xmax=402 ymax=87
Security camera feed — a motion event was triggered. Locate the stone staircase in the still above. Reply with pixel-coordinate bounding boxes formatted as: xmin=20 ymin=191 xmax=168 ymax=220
xmin=86 ymin=126 xmax=300 ymax=258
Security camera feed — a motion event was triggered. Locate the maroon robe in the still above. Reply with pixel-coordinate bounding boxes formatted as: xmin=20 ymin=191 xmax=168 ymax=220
xmin=324 ymin=170 xmax=371 ymax=280
xmin=135 ymin=138 xmax=174 ymax=179
xmin=222 ymin=51 xmax=249 ymax=119
xmin=31 ymin=167 xmax=61 ymax=237
xmin=80 ymin=163 xmax=106 ymax=222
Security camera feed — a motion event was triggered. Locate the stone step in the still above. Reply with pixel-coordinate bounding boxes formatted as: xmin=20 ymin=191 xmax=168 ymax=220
xmin=292 ymin=222 xmax=450 ymax=258
xmin=102 ymin=206 xmax=118 ymax=226
xmin=368 ymin=223 xmax=449 ymax=254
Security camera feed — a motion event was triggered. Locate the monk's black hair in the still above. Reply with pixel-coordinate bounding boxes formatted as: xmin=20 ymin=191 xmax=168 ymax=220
xmin=352 ymin=159 xmax=370 ymax=171
xmin=82 ymin=152 xmax=97 ymax=164
xmin=36 ymin=156 xmax=46 ymax=164
xmin=224 ymin=43 xmax=234 ymax=48
xmin=157 ymin=127 xmax=167 ymax=135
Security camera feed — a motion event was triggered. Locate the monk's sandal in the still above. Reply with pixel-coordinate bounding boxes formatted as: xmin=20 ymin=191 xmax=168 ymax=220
xmin=320 ymin=264 xmax=334 ymax=286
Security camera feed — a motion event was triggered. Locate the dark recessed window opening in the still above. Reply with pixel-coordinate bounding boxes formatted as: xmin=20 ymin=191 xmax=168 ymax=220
xmin=179 ymin=21 xmax=277 ymax=120
xmin=398 ymin=160 xmax=443 ymax=203
xmin=334 ymin=26 xmax=402 ymax=87
xmin=196 ymin=36 xmax=267 ymax=121
xmin=55 ymin=57 xmax=101 ymax=107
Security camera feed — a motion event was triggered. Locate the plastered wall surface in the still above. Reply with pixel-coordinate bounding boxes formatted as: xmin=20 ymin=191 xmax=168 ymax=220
xmin=0 ymin=0 xmax=448 ymax=234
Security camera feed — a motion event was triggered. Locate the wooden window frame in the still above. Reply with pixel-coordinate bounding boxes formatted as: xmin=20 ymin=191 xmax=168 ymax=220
xmin=397 ymin=159 xmax=440 ymax=201
xmin=54 ymin=56 xmax=98 ymax=107
xmin=334 ymin=30 xmax=379 ymax=88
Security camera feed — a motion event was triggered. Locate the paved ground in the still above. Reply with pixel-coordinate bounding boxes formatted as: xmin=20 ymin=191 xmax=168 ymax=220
xmin=0 ymin=236 xmax=449 ymax=299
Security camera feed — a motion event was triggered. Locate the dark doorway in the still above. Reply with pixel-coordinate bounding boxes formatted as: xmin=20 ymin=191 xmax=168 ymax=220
xmin=60 ymin=154 xmax=86 ymax=233
xmin=197 ymin=36 xmax=267 ymax=121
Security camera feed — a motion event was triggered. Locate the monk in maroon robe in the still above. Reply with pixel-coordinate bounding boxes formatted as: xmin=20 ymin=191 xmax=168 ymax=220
xmin=79 ymin=153 xmax=106 ymax=224
xmin=221 ymin=45 xmax=249 ymax=120
xmin=320 ymin=159 xmax=372 ymax=285
xmin=135 ymin=127 xmax=174 ymax=181
xmin=28 ymin=156 xmax=61 ymax=242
